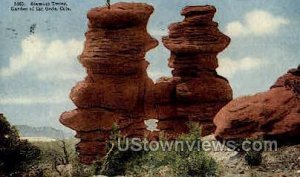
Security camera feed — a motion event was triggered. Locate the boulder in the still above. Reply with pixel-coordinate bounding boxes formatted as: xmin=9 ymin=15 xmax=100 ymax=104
xmin=214 ymin=67 xmax=300 ymax=144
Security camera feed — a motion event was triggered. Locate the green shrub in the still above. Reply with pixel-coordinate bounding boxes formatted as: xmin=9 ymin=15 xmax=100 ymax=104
xmin=126 ymin=123 xmax=218 ymax=177
xmin=91 ymin=123 xmax=218 ymax=176
xmin=94 ymin=142 xmax=145 ymax=176
xmin=0 ymin=114 xmax=41 ymax=176
xmin=175 ymin=150 xmax=217 ymax=177
xmin=93 ymin=125 xmax=145 ymax=176
xmin=243 ymin=138 xmax=263 ymax=166
xmin=245 ymin=150 xmax=262 ymax=166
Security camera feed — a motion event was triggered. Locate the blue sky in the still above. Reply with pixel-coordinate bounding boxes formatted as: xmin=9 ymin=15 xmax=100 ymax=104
xmin=0 ymin=0 xmax=299 ymax=131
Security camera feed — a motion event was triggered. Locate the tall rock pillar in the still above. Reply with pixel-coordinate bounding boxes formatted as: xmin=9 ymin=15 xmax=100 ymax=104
xmin=59 ymin=2 xmax=158 ymax=164
xmin=161 ymin=5 xmax=233 ymax=136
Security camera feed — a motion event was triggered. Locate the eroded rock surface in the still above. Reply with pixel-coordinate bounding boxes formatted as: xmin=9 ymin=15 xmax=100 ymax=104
xmin=60 ymin=3 xmax=232 ymax=164
xmin=60 ymin=2 xmax=157 ymax=164
xmin=214 ymin=66 xmax=300 ymax=144
xmin=160 ymin=5 xmax=233 ymax=137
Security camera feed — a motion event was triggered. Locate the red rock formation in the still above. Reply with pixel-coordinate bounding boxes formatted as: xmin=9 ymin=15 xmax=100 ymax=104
xmin=160 ymin=5 xmax=233 ymax=137
xmin=60 ymin=3 xmax=233 ymax=164
xmin=214 ymin=66 xmax=300 ymax=144
xmin=60 ymin=2 xmax=158 ymax=164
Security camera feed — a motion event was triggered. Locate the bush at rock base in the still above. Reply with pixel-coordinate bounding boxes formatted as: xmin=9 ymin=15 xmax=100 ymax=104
xmin=96 ymin=124 xmax=218 ymax=177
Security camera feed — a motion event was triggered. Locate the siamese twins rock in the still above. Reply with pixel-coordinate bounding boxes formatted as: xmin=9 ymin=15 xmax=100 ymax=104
xmin=60 ymin=3 xmax=233 ymax=164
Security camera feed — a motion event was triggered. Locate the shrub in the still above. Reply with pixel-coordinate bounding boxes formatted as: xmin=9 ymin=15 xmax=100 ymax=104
xmin=0 ymin=114 xmax=41 ymax=175
xmin=243 ymin=138 xmax=263 ymax=166
xmin=172 ymin=124 xmax=218 ymax=177
xmin=126 ymin=123 xmax=218 ymax=177
xmin=245 ymin=150 xmax=262 ymax=166
xmin=92 ymin=123 xmax=218 ymax=176
xmin=175 ymin=150 xmax=217 ymax=177
xmin=94 ymin=125 xmax=145 ymax=176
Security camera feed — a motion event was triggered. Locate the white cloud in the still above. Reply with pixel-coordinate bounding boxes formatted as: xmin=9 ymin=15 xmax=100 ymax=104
xmin=217 ymin=57 xmax=267 ymax=77
xmin=0 ymin=95 xmax=68 ymax=105
xmin=225 ymin=10 xmax=289 ymax=37
xmin=0 ymin=82 xmax=73 ymax=104
xmin=0 ymin=35 xmax=84 ymax=80
xmin=225 ymin=21 xmax=248 ymax=37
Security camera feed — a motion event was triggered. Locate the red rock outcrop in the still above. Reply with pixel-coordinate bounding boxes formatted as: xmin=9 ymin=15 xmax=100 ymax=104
xmin=60 ymin=3 xmax=233 ymax=164
xmin=60 ymin=2 xmax=158 ymax=164
xmin=160 ymin=5 xmax=233 ymax=137
xmin=214 ymin=66 xmax=300 ymax=144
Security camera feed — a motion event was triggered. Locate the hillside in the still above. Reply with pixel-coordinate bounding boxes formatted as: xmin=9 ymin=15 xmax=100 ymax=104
xmin=15 ymin=125 xmax=73 ymax=140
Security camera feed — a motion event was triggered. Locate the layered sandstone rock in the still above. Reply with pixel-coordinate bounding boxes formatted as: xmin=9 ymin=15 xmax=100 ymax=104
xmin=214 ymin=66 xmax=300 ymax=144
xmin=60 ymin=2 xmax=158 ymax=164
xmin=160 ymin=5 xmax=233 ymax=136
xmin=60 ymin=4 xmax=233 ymax=164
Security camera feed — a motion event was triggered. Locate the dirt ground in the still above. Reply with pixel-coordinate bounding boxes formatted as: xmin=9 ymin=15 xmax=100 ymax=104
xmin=204 ymin=135 xmax=300 ymax=177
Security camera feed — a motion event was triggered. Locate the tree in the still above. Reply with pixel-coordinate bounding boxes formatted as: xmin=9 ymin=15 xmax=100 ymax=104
xmin=0 ymin=114 xmax=41 ymax=175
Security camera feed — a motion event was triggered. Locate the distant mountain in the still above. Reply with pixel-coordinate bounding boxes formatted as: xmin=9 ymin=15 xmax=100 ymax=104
xmin=15 ymin=125 xmax=73 ymax=139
